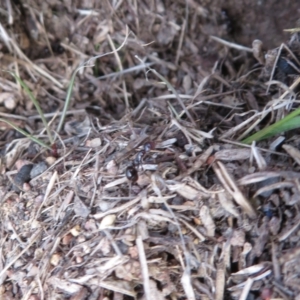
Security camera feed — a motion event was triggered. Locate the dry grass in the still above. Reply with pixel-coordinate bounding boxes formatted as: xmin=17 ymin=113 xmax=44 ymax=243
xmin=1 ymin=1 xmax=300 ymax=300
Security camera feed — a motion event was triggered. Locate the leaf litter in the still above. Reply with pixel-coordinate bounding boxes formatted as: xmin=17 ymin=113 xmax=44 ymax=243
xmin=0 ymin=1 xmax=300 ymax=299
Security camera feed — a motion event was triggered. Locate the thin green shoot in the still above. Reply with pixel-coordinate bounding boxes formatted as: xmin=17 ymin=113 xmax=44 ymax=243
xmin=56 ymin=67 xmax=79 ymax=133
xmin=0 ymin=118 xmax=51 ymax=149
xmin=242 ymin=106 xmax=300 ymax=144
xmin=7 ymin=71 xmax=54 ymax=144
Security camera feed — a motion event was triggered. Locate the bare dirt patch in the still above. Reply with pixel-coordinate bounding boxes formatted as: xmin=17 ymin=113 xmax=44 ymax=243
xmin=0 ymin=1 xmax=300 ymax=299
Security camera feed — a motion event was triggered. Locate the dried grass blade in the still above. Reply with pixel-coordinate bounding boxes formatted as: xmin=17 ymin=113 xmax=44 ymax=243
xmin=35 ymin=171 xmax=58 ymax=220
xmin=254 ymin=181 xmax=294 ymax=198
xmin=0 ymin=24 xmax=63 ymax=87
xmin=210 ymin=35 xmax=253 ymax=52
xmin=0 ymin=229 xmax=42 ymax=281
xmin=278 ymin=218 xmax=300 ymax=242
xmin=282 ymin=144 xmax=300 ymax=166
xmin=181 ymin=270 xmax=196 ymax=300
xmin=57 ymin=26 xmax=129 ymax=133
xmin=93 ymin=195 xmax=141 ymax=219
xmin=218 ymin=191 xmax=239 ymax=217
xmin=238 ymin=172 xmax=280 ymax=185
xmin=213 ymin=161 xmax=256 ymax=218
xmin=97 ymin=280 xmax=136 ymax=297
xmin=215 ymin=262 xmax=226 ymax=300
xmin=136 ymin=236 xmax=151 ymax=300
xmin=214 ymin=148 xmax=251 ymax=161
xmin=107 ymin=33 xmax=129 ymax=109
xmin=135 ymin=56 xmax=195 ymax=125
xmin=175 ymin=146 xmax=214 ymax=180
xmin=179 ymin=218 xmax=205 ymax=242
xmin=238 ymin=278 xmax=253 ymax=300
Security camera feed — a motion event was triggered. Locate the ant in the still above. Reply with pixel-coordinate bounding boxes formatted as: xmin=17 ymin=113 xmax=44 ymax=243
xmin=125 ymin=141 xmax=155 ymax=183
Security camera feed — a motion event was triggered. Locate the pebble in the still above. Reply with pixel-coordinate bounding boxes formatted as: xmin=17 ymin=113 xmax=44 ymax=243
xmin=30 ymin=162 xmax=48 ymax=179
xmin=13 ymin=164 xmax=33 ymax=191
xmin=12 ymin=161 xmax=48 ymax=192
xmin=4 ymin=97 xmax=16 ymax=110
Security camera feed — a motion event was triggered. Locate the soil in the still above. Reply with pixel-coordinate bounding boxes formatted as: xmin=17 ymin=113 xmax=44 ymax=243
xmin=0 ymin=0 xmax=300 ymax=299
xmin=202 ymin=0 xmax=299 ymax=49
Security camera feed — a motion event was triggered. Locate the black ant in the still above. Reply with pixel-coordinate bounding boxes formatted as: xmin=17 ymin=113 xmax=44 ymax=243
xmin=125 ymin=166 xmax=138 ymax=183
xmin=125 ymin=141 xmax=155 ymax=183
xmin=133 ymin=150 xmax=145 ymax=166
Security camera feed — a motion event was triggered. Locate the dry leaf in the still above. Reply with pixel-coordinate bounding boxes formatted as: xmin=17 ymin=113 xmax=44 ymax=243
xmin=99 ymin=214 xmax=116 ymax=229
xmin=199 ymin=205 xmax=215 ymax=237
xmin=48 ymin=277 xmax=81 ymax=294
xmin=74 ymin=196 xmax=90 ymax=218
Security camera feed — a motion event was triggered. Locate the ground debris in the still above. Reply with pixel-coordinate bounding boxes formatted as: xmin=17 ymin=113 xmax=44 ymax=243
xmin=0 ymin=0 xmax=300 ymax=299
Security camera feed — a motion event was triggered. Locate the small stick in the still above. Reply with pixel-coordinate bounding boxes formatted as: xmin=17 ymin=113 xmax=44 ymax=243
xmin=210 ymin=35 xmax=253 ymax=52
xmin=136 ymin=236 xmax=151 ymax=300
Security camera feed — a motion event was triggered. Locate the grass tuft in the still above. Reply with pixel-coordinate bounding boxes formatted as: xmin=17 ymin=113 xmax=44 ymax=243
xmin=242 ymin=106 xmax=300 ymax=144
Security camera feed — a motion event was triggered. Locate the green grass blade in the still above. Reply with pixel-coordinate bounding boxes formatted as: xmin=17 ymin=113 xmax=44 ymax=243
xmin=0 ymin=118 xmax=51 ymax=149
xmin=266 ymin=116 xmax=300 ymax=135
xmin=7 ymin=72 xmax=53 ymax=144
xmin=242 ymin=107 xmax=300 ymax=144
xmin=56 ymin=67 xmax=79 ymax=133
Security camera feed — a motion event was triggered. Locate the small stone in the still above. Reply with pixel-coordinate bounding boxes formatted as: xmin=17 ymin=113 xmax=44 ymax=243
xmin=30 ymin=162 xmax=48 ymax=179
xmin=45 ymin=156 xmax=57 ymax=165
xmin=50 ymin=253 xmax=61 ymax=266
xmin=4 ymin=95 xmax=16 ymax=110
xmin=85 ymin=138 xmax=101 ymax=148
xmin=183 ymin=74 xmax=192 ymax=93
xmin=99 ymin=214 xmax=116 ymax=229
xmin=23 ymin=182 xmax=31 ymax=191
xmin=70 ymin=225 xmax=81 ymax=237
xmin=193 ymin=217 xmax=201 ymax=225
xmin=62 ymin=234 xmax=73 ymax=245
xmin=76 ymin=256 xmax=83 ymax=264
xmin=13 ymin=164 xmax=33 ymax=191
xmin=34 ymin=248 xmax=44 ymax=260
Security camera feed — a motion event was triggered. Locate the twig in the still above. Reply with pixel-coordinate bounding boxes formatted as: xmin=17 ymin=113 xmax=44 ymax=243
xmin=107 ymin=33 xmax=129 ymax=109
xmin=5 ymin=0 xmax=13 ymax=25
xmin=136 ymin=236 xmax=151 ymax=300
xmin=210 ymin=35 xmax=253 ymax=52
xmin=136 ymin=55 xmax=196 ymax=125
xmin=0 ymin=230 xmax=42 ymax=279
xmin=175 ymin=19 xmax=186 ymax=65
